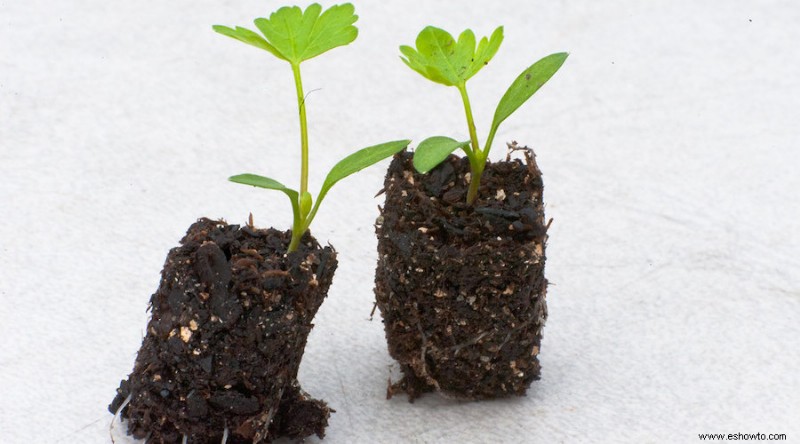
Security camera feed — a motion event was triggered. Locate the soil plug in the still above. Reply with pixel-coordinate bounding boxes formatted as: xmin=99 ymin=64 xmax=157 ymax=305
xmin=110 ymin=3 xmax=408 ymax=442
xmin=375 ymin=25 xmax=567 ymax=400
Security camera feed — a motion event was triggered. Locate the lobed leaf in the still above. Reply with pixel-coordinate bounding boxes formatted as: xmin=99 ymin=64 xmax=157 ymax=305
xmin=214 ymin=4 xmax=357 ymax=64
xmin=212 ymin=25 xmax=285 ymax=60
xmin=412 ymin=136 xmax=471 ymax=173
xmin=466 ymin=26 xmax=504 ymax=80
xmin=491 ymin=52 xmax=569 ymax=134
xmin=253 ymin=3 xmax=358 ymax=64
xmin=400 ymin=26 xmax=503 ymax=87
xmin=319 ymin=140 xmax=410 ymax=199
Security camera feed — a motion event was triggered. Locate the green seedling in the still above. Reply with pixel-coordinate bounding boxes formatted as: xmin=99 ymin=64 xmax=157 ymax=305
xmin=400 ymin=26 xmax=567 ymax=204
xmin=214 ymin=3 xmax=409 ymax=252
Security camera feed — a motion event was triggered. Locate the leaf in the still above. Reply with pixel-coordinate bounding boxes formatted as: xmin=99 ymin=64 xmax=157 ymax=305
xmin=319 ymin=140 xmax=410 ymax=199
xmin=252 ymin=3 xmax=358 ymax=64
xmin=491 ymin=52 xmax=568 ymax=133
xmin=212 ymin=25 xmax=286 ymax=60
xmin=466 ymin=27 xmax=504 ymax=80
xmin=229 ymin=174 xmax=299 ymax=203
xmin=400 ymin=26 xmax=503 ymax=87
xmin=412 ymin=136 xmax=471 ymax=174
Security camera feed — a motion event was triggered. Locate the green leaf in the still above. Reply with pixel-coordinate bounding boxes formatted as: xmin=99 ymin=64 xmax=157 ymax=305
xmin=491 ymin=52 xmax=568 ymax=133
xmin=412 ymin=136 xmax=471 ymax=174
xmin=251 ymin=3 xmax=358 ymax=64
xmin=400 ymin=26 xmax=503 ymax=87
xmin=212 ymin=25 xmax=286 ymax=60
xmin=229 ymin=174 xmax=299 ymax=202
xmin=466 ymin=26 xmax=504 ymax=80
xmin=230 ymin=174 xmax=305 ymax=248
xmin=319 ymin=140 xmax=410 ymax=199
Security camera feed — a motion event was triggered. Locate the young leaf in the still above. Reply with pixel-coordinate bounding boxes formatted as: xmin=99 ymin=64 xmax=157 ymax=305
xmin=490 ymin=52 xmax=569 ymax=134
xmin=400 ymin=26 xmax=503 ymax=87
xmin=252 ymin=3 xmax=358 ymax=64
xmin=413 ymin=136 xmax=471 ymax=174
xmin=465 ymin=26 xmax=504 ymax=80
xmin=229 ymin=174 xmax=299 ymax=204
xmin=318 ymin=140 xmax=410 ymax=199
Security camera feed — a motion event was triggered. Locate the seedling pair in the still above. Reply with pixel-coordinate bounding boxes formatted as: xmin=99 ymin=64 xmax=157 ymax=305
xmin=214 ymin=2 xmax=567 ymax=247
xmin=112 ymin=5 xmax=568 ymax=440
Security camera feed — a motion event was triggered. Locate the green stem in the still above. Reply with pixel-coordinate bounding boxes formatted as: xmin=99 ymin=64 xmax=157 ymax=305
xmin=287 ymin=196 xmax=304 ymax=253
xmin=291 ymin=62 xmax=309 ymax=196
xmin=286 ymin=193 xmax=306 ymax=253
xmin=288 ymin=187 xmax=326 ymax=253
xmin=458 ymin=84 xmax=483 ymax=205
xmin=466 ymin=126 xmax=497 ymax=203
xmin=287 ymin=226 xmax=302 ymax=253
xmin=458 ymin=84 xmax=481 ymax=159
xmin=483 ymin=125 xmax=498 ymax=165
xmin=287 ymin=62 xmax=308 ymax=253
xmin=301 ymin=192 xmax=324 ymax=238
xmin=466 ymin=162 xmax=483 ymax=204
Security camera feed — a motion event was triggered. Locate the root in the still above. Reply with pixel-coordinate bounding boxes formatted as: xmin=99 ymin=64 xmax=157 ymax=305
xmin=449 ymin=331 xmax=489 ymax=355
xmin=411 ymin=315 xmax=442 ymax=393
xmin=447 ymin=317 xmax=534 ymax=356
xmin=109 ymin=394 xmax=131 ymax=444
xmin=266 ymin=388 xmax=283 ymax=425
xmin=109 ymin=403 xmax=231 ymax=444
xmin=504 ymin=141 xmax=541 ymax=176
xmin=369 ymin=301 xmax=378 ymax=320
xmin=253 ymin=387 xmax=284 ymax=443
xmin=221 ymin=426 xmax=230 ymax=444
xmin=412 ymin=316 xmax=537 ymax=401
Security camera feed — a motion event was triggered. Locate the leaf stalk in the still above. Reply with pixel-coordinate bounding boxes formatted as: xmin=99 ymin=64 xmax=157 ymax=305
xmin=291 ymin=62 xmax=309 ymax=197
xmin=457 ymin=83 xmax=481 ymax=158
xmin=457 ymin=83 xmax=484 ymax=204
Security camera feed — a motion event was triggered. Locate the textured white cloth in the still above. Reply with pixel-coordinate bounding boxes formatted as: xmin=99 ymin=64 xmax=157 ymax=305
xmin=1 ymin=1 xmax=799 ymax=443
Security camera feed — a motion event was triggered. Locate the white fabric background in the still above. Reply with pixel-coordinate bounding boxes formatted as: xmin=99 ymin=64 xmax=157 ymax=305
xmin=1 ymin=1 xmax=799 ymax=443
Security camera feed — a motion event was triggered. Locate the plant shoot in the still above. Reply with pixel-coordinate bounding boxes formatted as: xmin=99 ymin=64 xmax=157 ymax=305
xmin=400 ymin=26 xmax=567 ymax=204
xmin=214 ymin=3 xmax=409 ymax=252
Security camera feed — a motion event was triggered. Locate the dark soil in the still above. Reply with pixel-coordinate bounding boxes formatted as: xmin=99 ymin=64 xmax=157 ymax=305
xmin=110 ymin=218 xmax=337 ymax=443
xmin=375 ymin=145 xmax=549 ymax=401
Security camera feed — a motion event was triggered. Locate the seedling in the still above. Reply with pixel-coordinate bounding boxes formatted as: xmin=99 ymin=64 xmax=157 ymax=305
xmin=214 ymin=3 xmax=409 ymax=252
xmin=400 ymin=26 xmax=567 ymax=204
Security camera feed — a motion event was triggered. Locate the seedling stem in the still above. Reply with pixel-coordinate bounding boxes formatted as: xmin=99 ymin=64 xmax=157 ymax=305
xmin=291 ymin=62 xmax=310 ymax=197
xmin=214 ymin=3 xmax=409 ymax=253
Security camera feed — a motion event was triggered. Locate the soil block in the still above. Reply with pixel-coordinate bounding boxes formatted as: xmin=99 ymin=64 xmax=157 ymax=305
xmin=110 ymin=218 xmax=337 ymax=443
xmin=375 ymin=147 xmax=549 ymax=400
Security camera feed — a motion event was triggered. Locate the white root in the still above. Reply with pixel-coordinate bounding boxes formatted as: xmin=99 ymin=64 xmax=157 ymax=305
xmin=109 ymin=394 xmax=132 ymax=444
xmin=182 ymin=434 xmax=188 ymax=444
xmin=221 ymin=426 xmax=230 ymax=444
xmin=253 ymin=387 xmax=284 ymax=443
